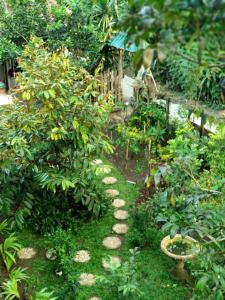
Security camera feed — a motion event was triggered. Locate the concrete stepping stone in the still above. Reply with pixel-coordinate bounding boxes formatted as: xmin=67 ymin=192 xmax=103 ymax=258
xmin=88 ymin=298 xmax=102 ymax=300
xmin=17 ymin=247 xmax=36 ymax=260
xmin=113 ymin=223 xmax=129 ymax=235
xmin=92 ymin=159 xmax=103 ymax=165
xmin=102 ymin=256 xmax=121 ymax=269
xmin=105 ymin=189 xmax=120 ymax=197
xmin=102 ymin=176 xmax=117 ymax=185
xmin=46 ymin=248 xmax=57 ymax=261
xmin=102 ymin=236 xmax=122 ymax=249
xmin=114 ymin=210 xmax=129 ymax=220
xmin=98 ymin=165 xmax=111 ymax=174
xmin=79 ymin=273 xmax=96 ymax=286
xmin=73 ymin=250 xmax=91 ymax=263
xmin=112 ymin=198 xmax=126 ymax=208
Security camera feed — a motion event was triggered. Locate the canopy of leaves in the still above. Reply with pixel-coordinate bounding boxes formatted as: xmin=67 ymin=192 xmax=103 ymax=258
xmin=0 ymin=37 xmax=113 ymax=232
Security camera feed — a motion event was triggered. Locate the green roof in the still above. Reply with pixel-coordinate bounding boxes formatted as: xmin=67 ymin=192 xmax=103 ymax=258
xmin=108 ymin=32 xmax=141 ymax=53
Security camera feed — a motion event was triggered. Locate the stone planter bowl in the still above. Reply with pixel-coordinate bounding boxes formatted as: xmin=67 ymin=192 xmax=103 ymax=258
xmin=161 ymin=234 xmax=201 ymax=282
xmin=161 ymin=234 xmax=200 ymax=260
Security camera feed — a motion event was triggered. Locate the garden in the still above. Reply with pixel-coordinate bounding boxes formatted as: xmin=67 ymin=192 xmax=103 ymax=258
xmin=0 ymin=1 xmax=225 ymax=300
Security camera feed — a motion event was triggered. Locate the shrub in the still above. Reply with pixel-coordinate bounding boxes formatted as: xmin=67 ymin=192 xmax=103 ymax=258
xmin=128 ymin=204 xmax=162 ymax=249
xmin=97 ymin=248 xmax=142 ymax=300
xmin=0 ymin=37 xmax=113 ymax=232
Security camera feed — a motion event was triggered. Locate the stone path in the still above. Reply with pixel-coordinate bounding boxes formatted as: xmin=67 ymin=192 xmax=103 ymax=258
xmin=21 ymin=160 xmax=130 ymax=299
xmin=17 ymin=247 xmax=36 ymax=260
xmin=75 ymin=160 xmax=130 ymax=299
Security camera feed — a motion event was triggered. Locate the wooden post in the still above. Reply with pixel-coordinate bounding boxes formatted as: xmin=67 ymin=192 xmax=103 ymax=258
xmin=110 ymin=71 xmax=114 ymax=96
xmin=125 ymin=139 xmax=130 ymax=170
xmin=200 ymin=112 xmax=206 ymax=136
xmin=118 ymin=49 xmax=124 ymax=102
xmin=4 ymin=62 xmax=9 ymax=91
xmin=166 ymin=99 xmax=170 ymax=131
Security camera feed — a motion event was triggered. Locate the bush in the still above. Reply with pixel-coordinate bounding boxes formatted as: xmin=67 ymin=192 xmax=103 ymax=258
xmin=160 ymin=42 xmax=224 ymax=104
xmin=0 ymin=37 xmax=113 ymax=232
xmin=128 ymin=204 xmax=162 ymax=249
xmin=49 ymin=229 xmax=78 ymax=300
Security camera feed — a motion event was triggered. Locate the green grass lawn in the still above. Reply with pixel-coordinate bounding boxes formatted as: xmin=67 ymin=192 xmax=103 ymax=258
xmin=17 ymin=161 xmax=190 ymax=300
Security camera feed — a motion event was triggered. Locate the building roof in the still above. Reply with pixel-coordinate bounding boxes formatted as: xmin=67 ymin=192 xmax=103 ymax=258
xmin=108 ymin=32 xmax=141 ymax=53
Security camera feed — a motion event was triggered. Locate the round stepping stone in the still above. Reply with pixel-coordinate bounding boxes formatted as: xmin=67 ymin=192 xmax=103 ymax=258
xmin=100 ymin=166 xmax=111 ymax=174
xmin=88 ymin=298 xmax=102 ymax=300
xmin=114 ymin=210 xmax=129 ymax=220
xmin=46 ymin=248 xmax=57 ymax=261
xmin=105 ymin=189 xmax=120 ymax=197
xmin=102 ymin=236 xmax=122 ymax=249
xmin=102 ymin=256 xmax=121 ymax=269
xmin=113 ymin=223 xmax=129 ymax=235
xmin=17 ymin=247 xmax=36 ymax=260
xmin=73 ymin=250 xmax=90 ymax=263
xmin=92 ymin=159 xmax=103 ymax=165
xmin=79 ymin=273 xmax=96 ymax=286
xmin=112 ymin=198 xmax=126 ymax=208
xmin=102 ymin=176 xmax=117 ymax=185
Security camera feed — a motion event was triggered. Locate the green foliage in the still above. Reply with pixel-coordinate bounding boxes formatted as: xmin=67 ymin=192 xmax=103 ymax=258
xmin=49 ymin=229 xmax=78 ymax=299
xmin=115 ymin=102 xmax=173 ymax=158
xmin=1 ymin=267 xmax=28 ymax=300
xmin=32 ymin=288 xmax=58 ymax=300
xmin=143 ymin=121 xmax=225 ymax=299
xmin=162 ymin=42 xmax=225 ymax=103
xmin=122 ymin=0 xmax=225 ymax=104
xmin=128 ymin=204 xmax=162 ymax=249
xmin=0 ymin=37 xmax=113 ymax=232
xmin=0 ymin=0 xmax=106 ymax=63
xmin=0 ymin=38 xmax=20 ymax=62
xmin=207 ymin=125 xmax=225 ymax=178
xmin=97 ymin=248 xmax=143 ymax=299
xmin=191 ymin=246 xmax=225 ymax=300
xmin=0 ymin=233 xmax=21 ymax=272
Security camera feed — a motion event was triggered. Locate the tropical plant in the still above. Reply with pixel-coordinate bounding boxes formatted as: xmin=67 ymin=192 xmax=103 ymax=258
xmin=32 ymin=288 xmax=58 ymax=300
xmin=1 ymin=267 xmax=28 ymax=300
xmin=0 ymin=233 xmax=21 ymax=272
xmin=0 ymin=37 xmax=113 ymax=232
xmin=122 ymin=0 xmax=225 ymax=104
xmin=162 ymin=42 xmax=225 ymax=103
xmin=97 ymin=248 xmax=142 ymax=299
xmin=207 ymin=125 xmax=225 ymax=178
xmin=93 ymin=0 xmax=127 ymax=41
xmin=50 ymin=229 xmax=78 ymax=299
xmin=128 ymin=204 xmax=162 ymax=248
xmin=190 ymin=244 xmax=225 ymax=300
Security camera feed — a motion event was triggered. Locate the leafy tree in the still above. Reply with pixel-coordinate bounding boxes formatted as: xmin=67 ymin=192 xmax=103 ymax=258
xmin=0 ymin=0 xmax=104 ymax=63
xmin=0 ymin=37 xmax=113 ymax=232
